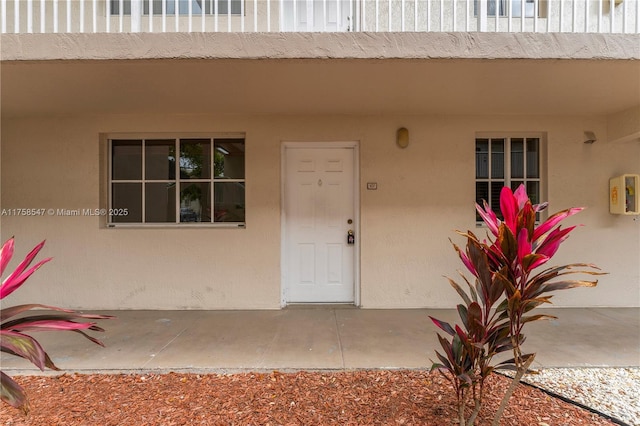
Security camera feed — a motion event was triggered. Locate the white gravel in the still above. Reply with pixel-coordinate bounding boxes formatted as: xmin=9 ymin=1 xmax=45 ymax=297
xmin=516 ymin=367 xmax=640 ymax=426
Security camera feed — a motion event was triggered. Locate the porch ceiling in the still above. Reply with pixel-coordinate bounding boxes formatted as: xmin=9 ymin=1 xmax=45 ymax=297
xmin=1 ymin=57 xmax=638 ymax=118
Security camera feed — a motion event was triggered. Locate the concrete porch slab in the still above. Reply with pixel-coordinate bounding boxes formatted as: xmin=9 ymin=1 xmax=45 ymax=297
xmin=2 ymin=308 xmax=638 ymax=374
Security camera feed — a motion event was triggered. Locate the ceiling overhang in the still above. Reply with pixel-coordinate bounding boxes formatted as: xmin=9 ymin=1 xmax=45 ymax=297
xmin=1 ymin=32 xmax=638 ymax=118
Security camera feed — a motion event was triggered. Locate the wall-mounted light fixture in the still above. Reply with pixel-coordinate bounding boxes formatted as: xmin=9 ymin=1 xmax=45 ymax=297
xmin=396 ymin=127 xmax=409 ymax=149
xmin=584 ymin=131 xmax=597 ymax=144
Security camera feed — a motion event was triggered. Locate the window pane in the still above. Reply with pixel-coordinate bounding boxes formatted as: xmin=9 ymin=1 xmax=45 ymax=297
xmin=214 ymin=139 xmax=245 ymax=179
xmin=476 ymin=181 xmax=489 ymax=222
xmin=214 ymin=182 xmax=245 ymax=222
xmin=210 ymin=0 xmax=243 ymax=14
xmin=145 ymin=183 xmax=176 ymax=223
xmin=112 ymin=140 xmax=142 ymax=180
xmin=491 ymin=139 xmax=504 ymax=179
xmin=474 ymin=0 xmax=506 ymax=16
xmin=491 ymin=181 xmax=505 ymax=220
xmin=111 ymin=183 xmax=142 ymax=222
xmin=143 ymin=0 xmax=168 ymax=14
xmin=475 ymin=181 xmax=505 ymax=221
xmin=476 ymin=139 xmax=489 ymax=179
xmin=110 ymin=0 xmax=131 ymax=15
xmin=144 ymin=0 xmax=160 ymax=14
xmin=146 ymin=140 xmax=176 ymax=180
xmin=180 ymin=182 xmax=211 ymax=223
xmin=526 ymin=181 xmax=540 ymax=205
xmin=527 ymin=180 xmax=541 ymax=221
xmin=145 ymin=0 xmax=200 ymax=14
xmin=526 ymin=138 xmax=540 ymax=178
xmin=180 ymin=139 xmax=211 ymax=179
xmin=511 ymin=0 xmax=536 ymax=17
xmin=511 ymin=138 xmax=524 ymax=179
xmin=142 ymin=0 xmax=242 ymax=15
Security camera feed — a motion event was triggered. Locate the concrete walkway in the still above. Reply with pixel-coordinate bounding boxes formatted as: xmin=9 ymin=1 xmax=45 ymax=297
xmin=2 ymin=307 xmax=638 ymax=374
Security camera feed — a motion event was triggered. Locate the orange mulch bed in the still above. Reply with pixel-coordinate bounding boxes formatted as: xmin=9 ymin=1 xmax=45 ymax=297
xmin=1 ymin=370 xmax=613 ymax=425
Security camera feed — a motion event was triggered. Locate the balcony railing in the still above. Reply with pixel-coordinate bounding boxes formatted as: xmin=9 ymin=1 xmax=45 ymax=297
xmin=1 ymin=0 xmax=638 ymax=34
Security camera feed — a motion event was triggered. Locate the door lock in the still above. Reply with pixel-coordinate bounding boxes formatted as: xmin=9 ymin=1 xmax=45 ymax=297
xmin=347 ymin=229 xmax=355 ymax=245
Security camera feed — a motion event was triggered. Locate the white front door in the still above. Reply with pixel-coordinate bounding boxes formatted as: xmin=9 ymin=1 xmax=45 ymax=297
xmin=283 ymin=145 xmax=356 ymax=303
xmin=281 ymin=0 xmax=353 ymax=31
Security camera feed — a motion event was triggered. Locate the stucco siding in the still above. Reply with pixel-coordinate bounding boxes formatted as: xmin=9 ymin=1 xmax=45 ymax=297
xmin=2 ymin=113 xmax=638 ymax=309
xmin=3 ymin=32 xmax=639 ymax=62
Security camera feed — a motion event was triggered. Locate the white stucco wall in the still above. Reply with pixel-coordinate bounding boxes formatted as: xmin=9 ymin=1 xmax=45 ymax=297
xmin=2 ymin=113 xmax=638 ymax=309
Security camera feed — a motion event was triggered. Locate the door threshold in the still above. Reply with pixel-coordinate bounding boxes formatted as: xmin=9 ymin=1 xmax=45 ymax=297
xmin=284 ymin=303 xmax=358 ymax=310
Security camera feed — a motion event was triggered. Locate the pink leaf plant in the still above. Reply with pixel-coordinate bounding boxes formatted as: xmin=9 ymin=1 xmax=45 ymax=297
xmin=1 ymin=237 xmax=113 ymax=414
xmin=431 ymin=184 xmax=603 ymax=426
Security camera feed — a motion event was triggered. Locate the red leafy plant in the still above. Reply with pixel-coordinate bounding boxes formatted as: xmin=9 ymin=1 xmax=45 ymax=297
xmin=430 ymin=185 xmax=603 ymax=426
xmin=1 ymin=238 xmax=113 ymax=414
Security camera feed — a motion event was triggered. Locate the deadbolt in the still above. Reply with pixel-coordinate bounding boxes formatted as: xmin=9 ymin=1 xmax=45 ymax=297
xmin=347 ymin=219 xmax=353 ymax=224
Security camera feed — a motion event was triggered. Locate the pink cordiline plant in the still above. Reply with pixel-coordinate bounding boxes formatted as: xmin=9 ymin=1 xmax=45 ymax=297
xmin=1 ymin=238 xmax=113 ymax=414
xmin=430 ymin=185 xmax=603 ymax=426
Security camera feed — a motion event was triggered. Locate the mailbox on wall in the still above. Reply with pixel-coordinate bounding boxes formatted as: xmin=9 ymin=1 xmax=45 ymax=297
xmin=609 ymin=174 xmax=639 ymax=215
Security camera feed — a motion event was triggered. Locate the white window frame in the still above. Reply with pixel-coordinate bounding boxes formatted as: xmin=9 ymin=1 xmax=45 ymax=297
xmin=109 ymin=0 xmax=243 ymax=16
xmin=107 ymin=133 xmax=245 ymax=228
xmin=475 ymin=132 xmax=546 ymax=224
xmin=474 ymin=0 xmax=543 ymax=18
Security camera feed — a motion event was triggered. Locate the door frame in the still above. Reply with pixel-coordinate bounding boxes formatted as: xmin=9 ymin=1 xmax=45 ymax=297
xmin=280 ymin=141 xmax=360 ymax=307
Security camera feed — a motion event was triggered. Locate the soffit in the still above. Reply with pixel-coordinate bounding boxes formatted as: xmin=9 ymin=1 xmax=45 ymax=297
xmin=1 ymin=57 xmax=638 ymax=117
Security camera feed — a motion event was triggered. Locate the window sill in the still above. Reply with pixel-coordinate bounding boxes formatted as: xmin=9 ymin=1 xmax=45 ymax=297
xmin=106 ymin=223 xmax=245 ymax=229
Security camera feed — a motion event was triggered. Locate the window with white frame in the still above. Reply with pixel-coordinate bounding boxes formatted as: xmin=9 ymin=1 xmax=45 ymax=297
xmin=475 ymin=135 xmax=542 ymax=222
xmin=474 ymin=0 xmax=542 ymax=18
xmin=109 ymin=136 xmax=245 ymax=226
xmin=110 ymin=0 xmax=242 ymax=16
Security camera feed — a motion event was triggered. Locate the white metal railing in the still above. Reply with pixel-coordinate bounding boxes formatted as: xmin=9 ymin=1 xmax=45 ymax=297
xmin=1 ymin=0 xmax=639 ymax=34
